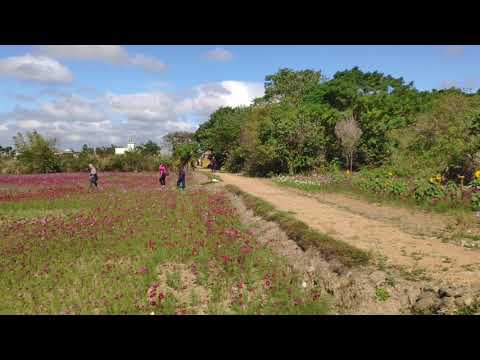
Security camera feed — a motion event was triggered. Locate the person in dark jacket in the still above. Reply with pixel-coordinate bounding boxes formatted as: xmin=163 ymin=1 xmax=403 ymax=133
xmin=177 ymin=165 xmax=186 ymax=190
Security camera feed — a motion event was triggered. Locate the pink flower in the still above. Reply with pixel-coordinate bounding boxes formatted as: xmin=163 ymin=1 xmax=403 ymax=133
xmin=240 ymin=246 xmax=252 ymax=255
xmin=137 ymin=266 xmax=148 ymax=274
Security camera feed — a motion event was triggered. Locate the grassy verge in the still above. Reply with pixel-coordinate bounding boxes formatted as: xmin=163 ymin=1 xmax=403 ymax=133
xmin=224 ymin=184 xmax=370 ymax=267
xmin=274 ymin=177 xmax=475 ymax=218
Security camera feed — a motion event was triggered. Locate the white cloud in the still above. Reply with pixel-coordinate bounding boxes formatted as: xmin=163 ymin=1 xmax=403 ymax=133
xmin=40 ymin=95 xmax=105 ymax=122
xmin=36 ymin=45 xmax=167 ymax=73
xmin=129 ymin=54 xmax=167 ymax=72
xmin=202 ymin=47 xmax=234 ymax=62
xmin=105 ymin=91 xmax=178 ymax=123
xmin=0 ymin=55 xmax=73 ymax=83
xmin=0 ymin=80 xmax=264 ymax=149
xmin=177 ymin=81 xmax=264 ymax=115
xmin=18 ymin=119 xmax=46 ymax=129
xmin=35 ymin=45 xmax=128 ymax=62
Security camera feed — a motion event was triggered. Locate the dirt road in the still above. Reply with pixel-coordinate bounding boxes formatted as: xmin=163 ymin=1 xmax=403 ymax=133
xmin=216 ymin=172 xmax=480 ymax=287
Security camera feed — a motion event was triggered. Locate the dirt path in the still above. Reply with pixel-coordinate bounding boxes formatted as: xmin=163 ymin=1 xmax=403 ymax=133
xmin=215 ymin=172 xmax=480 ymax=288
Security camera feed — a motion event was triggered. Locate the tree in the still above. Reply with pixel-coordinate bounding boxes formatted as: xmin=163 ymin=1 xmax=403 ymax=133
xmin=194 ymin=107 xmax=245 ymax=167
xmin=140 ymin=140 xmax=161 ymax=156
xmin=13 ymin=131 xmax=61 ymax=173
xmin=0 ymin=145 xmax=14 ymax=157
xmin=95 ymin=145 xmax=116 ymax=157
xmin=257 ymin=103 xmax=327 ymax=175
xmin=173 ymin=142 xmax=200 ymax=169
xmin=262 ymin=68 xmax=323 ymax=105
xmin=81 ymin=144 xmax=95 ymax=155
xmin=394 ymin=92 xmax=480 ymax=181
xmin=162 ymin=132 xmax=194 ymax=154
xmin=334 ymin=116 xmax=363 ymax=172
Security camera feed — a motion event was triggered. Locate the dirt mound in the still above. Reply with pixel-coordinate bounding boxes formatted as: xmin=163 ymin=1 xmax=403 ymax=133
xmin=147 ymin=262 xmax=212 ymax=315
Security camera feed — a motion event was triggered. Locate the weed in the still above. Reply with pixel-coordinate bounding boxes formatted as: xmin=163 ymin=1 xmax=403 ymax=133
xmin=375 ymin=287 xmax=390 ymax=301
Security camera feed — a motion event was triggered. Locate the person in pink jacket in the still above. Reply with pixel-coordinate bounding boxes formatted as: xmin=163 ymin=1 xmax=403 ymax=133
xmin=159 ymin=163 xmax=169 ymax=186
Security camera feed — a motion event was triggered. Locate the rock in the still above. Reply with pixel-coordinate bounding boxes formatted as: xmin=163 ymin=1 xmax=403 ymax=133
xmin=440 ymin=296 xmax=456 ymax=311
xmin=464 ymin=295 xmax=474 ymax=307
xmin=405 ymin=288 xmax=421 ymax=306
xmin=423 ymin=286 xmax=438 ymax=293
xmin=370 ymin=271 xmax=386 ymax=286
xmin=455 ymin=297 xmax=466 ymax=308
xmin=438 ymin=287 xmax=449 ymax=298
xmin=438 ymin=286 xmax=464 ymax=298
xmin=413 ymin=292 xmax=442 ymax=314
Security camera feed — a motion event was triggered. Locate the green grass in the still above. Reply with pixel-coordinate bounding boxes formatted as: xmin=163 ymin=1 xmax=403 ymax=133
xmin=224 ymin=184 xmax=370 ymax=267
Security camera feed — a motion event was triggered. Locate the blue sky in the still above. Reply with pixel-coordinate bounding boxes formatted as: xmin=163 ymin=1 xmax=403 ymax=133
xmin=0 ymin=45 xmax=478 ymax=149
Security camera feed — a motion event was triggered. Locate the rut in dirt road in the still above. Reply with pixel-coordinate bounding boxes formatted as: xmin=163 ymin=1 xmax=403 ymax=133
xmin=216 ymin=172 xmax=480 ymax=287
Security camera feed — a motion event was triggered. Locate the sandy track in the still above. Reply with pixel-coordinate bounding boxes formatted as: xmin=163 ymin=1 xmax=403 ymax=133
xmin=216 ymin=172 xmax=480 ymax=287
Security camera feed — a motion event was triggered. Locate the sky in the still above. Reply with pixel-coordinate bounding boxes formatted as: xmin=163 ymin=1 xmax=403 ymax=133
xmin=0 ymin=45 xmax=479 ymax=150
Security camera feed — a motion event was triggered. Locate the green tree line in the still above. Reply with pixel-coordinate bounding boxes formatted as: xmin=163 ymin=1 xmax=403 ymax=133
xmin=194 ymin=67 xmax=480 ymax=182
xmin=0 ymin=131 xmax=200 ymax=174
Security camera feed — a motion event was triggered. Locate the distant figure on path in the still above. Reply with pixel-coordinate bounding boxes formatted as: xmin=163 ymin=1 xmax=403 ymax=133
xmin=177 ymin=165 xmax=186 ymax=190
xmin=159 ymin=163 xmax=169 ymax=186
xmin=88 ymin=164 xmax=98 ymax=188
xmin=211 ymin=157 xmax=216 ymax=173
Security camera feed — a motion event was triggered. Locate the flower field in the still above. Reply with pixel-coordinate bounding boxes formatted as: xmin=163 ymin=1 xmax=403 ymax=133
xmin=0 ymin=172 xmax=327 ymax=314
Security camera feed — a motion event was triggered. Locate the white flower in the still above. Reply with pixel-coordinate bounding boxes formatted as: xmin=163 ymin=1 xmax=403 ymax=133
xmin=301 ymin=281 xmax=307 ymax=288
xmin=150 ymin=311 xmax=155 ymax=315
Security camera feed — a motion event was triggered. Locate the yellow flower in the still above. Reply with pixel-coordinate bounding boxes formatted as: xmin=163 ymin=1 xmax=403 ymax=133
xmin=475 ymin=170 xmax=480 ymax=179
xmin=388 ymin=172 xmax=393 ymax=177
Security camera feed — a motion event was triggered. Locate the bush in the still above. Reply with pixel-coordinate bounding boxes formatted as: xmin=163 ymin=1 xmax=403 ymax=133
xmin=13 ymin=131 xmax=62 ymax=174
xmin=355 ymin=169 xmax=409 ymax=198
xmin=413 ymin=179 xmax=444 ymax=202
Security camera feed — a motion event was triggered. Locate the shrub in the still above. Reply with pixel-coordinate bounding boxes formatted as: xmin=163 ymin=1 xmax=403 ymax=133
xmin=413 ymin=179 xmax=444 ymax=202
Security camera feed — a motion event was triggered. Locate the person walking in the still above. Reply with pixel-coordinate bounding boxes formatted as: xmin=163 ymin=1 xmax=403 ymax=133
xmin=88 ymin=164 xmax=98 ymax=189
xmin=177 ymin=165 xmax=186 ymax=190
xmin=159 ymin=163 xmax=169 ymax=186
xmin=211 ymin=157 xmax=216 ymax=173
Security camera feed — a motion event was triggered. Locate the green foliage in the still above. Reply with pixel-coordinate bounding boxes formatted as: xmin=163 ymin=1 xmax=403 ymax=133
xmin=262 ymin=68 xmax=323 ymax=105
xmin=138 ymin=140 xmax=161 ymax=156
xmin=471 ymin=193 xmax=480 ymax=211
xmin=13 ymin=131 xmax=61 ymax=174
xmin=356 ymin=170 xmax=409 ymax=198
xmin=413 ymin=179 xmax=444 ymax=202
xmin=173 ymin=142 xmax=200 ymax=168
xmin=375 ymin=287 xmax=390 ymax=302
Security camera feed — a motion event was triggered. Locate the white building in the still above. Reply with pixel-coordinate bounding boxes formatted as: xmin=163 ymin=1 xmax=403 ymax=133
xmin=115 ymin=138 xmax=136 ymax=155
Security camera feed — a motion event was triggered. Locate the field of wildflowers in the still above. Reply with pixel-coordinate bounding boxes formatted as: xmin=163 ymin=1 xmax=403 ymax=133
xmin=0 ymin=172 xmax=327 ymax=314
